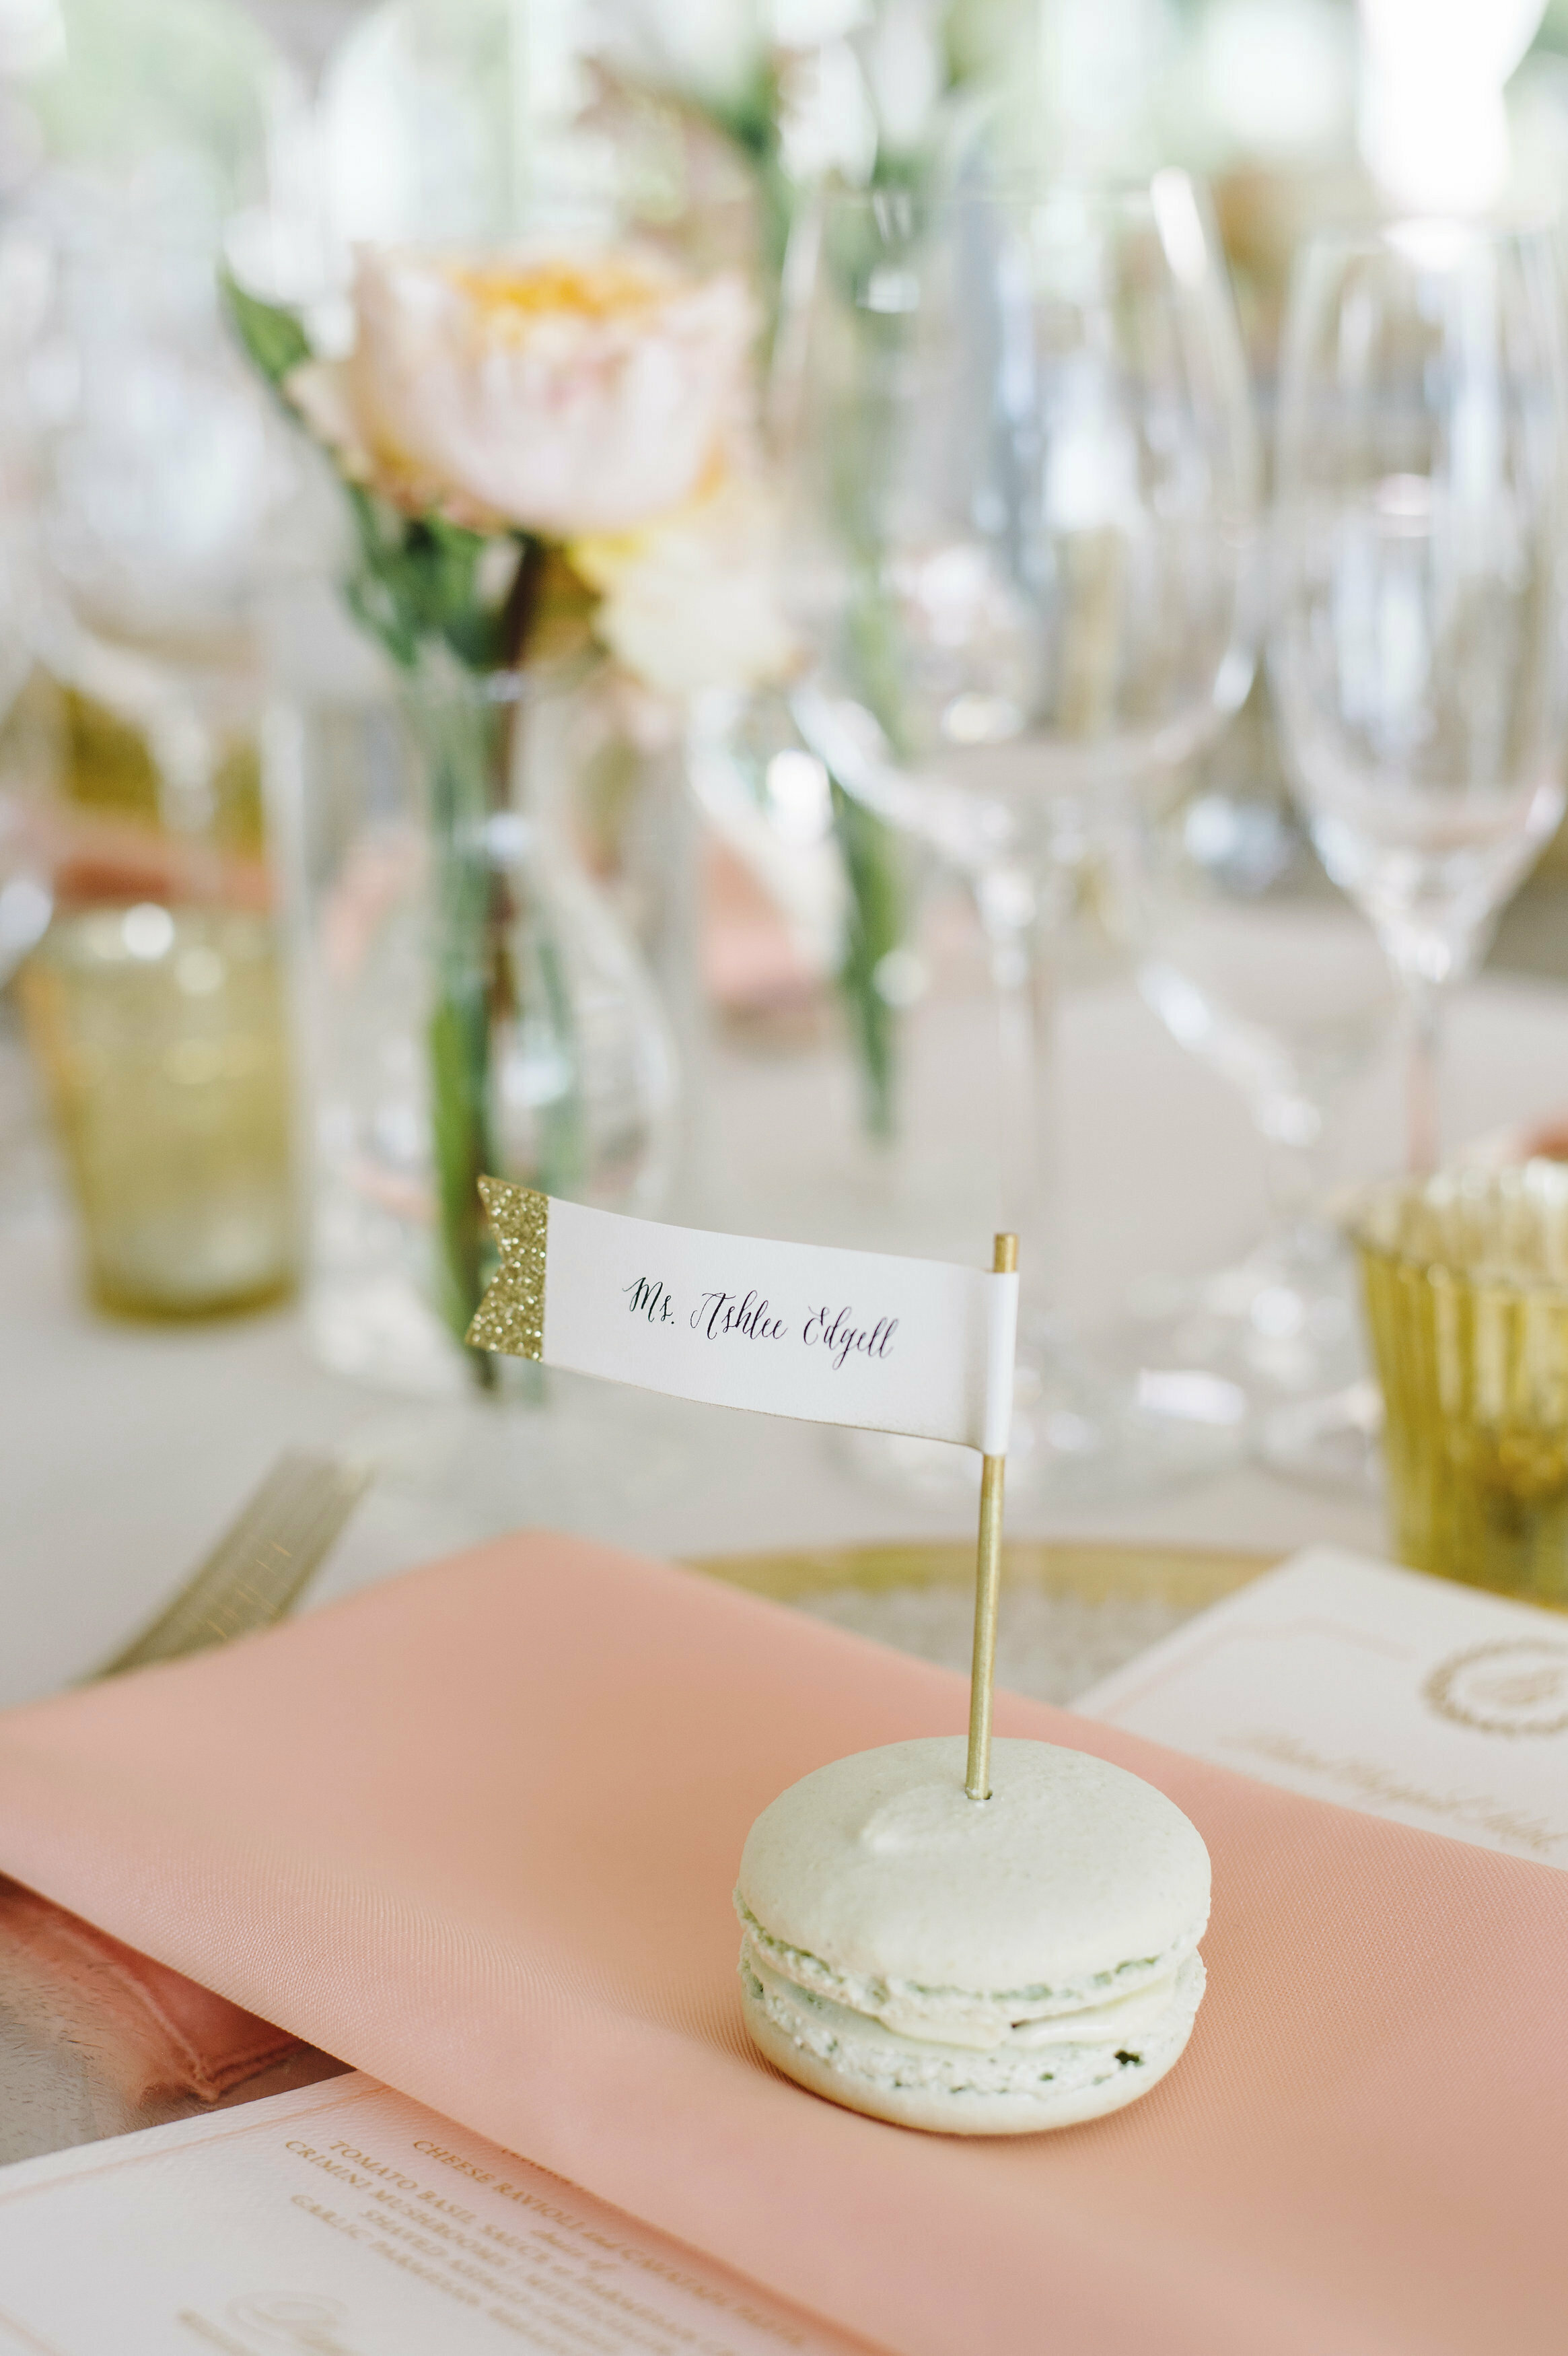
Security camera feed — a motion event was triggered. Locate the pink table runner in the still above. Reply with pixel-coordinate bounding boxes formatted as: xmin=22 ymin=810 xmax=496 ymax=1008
xmin=0 ymin=1533 xmax=1562 ymax=2355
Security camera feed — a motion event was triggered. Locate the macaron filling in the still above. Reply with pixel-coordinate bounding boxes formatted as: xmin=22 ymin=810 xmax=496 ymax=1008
xmin=736 ymin=1896 xmax=1199 ymax=2046
xmin=740 ymin=1941 xmax=1205 ymax=2103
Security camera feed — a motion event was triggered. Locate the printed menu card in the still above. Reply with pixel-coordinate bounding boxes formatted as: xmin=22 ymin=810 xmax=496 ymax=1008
xmin=1075 ymin=1546 xmax=1568 ymax=1869
xmin=0 ymin=2072 xmax=865 ymax=2356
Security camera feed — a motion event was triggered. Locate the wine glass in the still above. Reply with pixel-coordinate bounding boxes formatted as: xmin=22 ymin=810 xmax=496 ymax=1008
xmin=777 ymin=174 xmax=1260 ymax=1498
xmin=0 ymin=223 xmax=50 ymax=987
xmin=25 ymin=197 xmax=297 ymax=845
xmin=1272 ymin=219 xmax=1568 ymax=1179
xmin=224 ymin=0 xmax=382 ymax=308
xmin=0 ymin=549 xmax=50 ymax=988
xmin=1113 ymin=681 xmax=1399 ymax=1409
xmin=0 ymin=539 xmax=53 ymax=1228
xmin=12 ymin=199 xmax=308 ymax=1307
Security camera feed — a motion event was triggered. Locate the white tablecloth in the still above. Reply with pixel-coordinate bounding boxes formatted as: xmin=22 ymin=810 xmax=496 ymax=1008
xmin=2 ymin=965 xmax=1564 ymax=1710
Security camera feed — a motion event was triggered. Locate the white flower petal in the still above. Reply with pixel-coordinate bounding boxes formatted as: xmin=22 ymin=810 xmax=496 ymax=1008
xmin=577 ymin=479 xmax=799 ymax=697
xmin=334 ymin=246 xmax=757 ymax=539
xmin=285 ymin=359 xmax=372 ymax=475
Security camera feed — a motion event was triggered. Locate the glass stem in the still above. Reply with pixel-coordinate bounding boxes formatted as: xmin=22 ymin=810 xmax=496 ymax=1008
xmin=1404 ymin=975 xmax=1443 ymax=1177
xmin=1252 ymin=1106 xmax=1347 ymax=1313
xmin=1260 ymin=1120 xmax=1326 ymax=1237
xmin=973 ymin=856 xmax=1050 ymax=1284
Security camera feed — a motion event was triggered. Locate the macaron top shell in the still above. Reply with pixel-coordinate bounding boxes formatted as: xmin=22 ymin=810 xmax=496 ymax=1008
xmin=738 ymin=1736 xmax=1209 ymax=2005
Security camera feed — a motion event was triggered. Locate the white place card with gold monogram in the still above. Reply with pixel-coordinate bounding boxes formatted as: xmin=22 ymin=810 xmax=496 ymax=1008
xmin=0 ymin=2073 xmax=861 ymax=2356
xmin=1074 ymin=1548 xmax=1568 ymax=1871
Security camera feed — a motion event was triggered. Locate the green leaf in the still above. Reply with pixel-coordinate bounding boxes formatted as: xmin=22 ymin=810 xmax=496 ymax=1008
xmin=338 ymin=490 xmax=528 ymax=678
xmin=219 ymin=269 xmax=312 ymax=386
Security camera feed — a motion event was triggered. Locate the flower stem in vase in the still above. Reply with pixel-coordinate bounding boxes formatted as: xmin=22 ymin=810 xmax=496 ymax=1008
xmin=421 ymin=676 xmax=501 ymax=1380
xmin=830 ymin=781 xmax=904 ymax=1142
xmin=425 ymin=542 xmax=562 ymax=1387
xmin=830 ymin=582 xmax=915 ymax=1142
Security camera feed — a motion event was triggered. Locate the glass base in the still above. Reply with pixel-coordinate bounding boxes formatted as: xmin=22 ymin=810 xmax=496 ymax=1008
xmin=1125 ymin=1225 xmax=1363 ymax=1406
xmin=1119 ymin=1225 xmax=1385 ymax=1496
xmin=836 ymin=1328 xmax=1246 ymax=1513
xmin=1255 ymin=1379 xmax=1384 ymax=1495
xmin=341 ymin=1375 xmax=704 ymax=1544
xmin=308 ymin=1269 xmax=472 ymax=1399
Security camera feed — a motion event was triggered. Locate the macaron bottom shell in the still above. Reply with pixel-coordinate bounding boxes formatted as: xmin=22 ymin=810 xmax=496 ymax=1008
xmin=739 ymin=1947 xmax=1203 ymax=2136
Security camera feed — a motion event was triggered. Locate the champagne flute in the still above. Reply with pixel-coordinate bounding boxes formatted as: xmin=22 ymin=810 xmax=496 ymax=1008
xmin=1272 ymin=219 xmax=1568 ymax=1178
xmin=779 ymin=175 xmax=1259 ymax=1496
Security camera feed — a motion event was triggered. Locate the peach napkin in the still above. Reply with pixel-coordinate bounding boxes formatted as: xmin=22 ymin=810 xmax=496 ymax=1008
xmin=0 ymin=1532 xmax=1564 ymax=2356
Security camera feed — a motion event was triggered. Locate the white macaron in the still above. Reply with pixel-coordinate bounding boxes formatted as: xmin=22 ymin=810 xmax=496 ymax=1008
xmin=736 ymin=1735 xmax=1211 ymax=2135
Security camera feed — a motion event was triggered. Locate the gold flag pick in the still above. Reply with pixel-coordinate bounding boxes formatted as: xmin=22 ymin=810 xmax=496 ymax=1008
xmin=468 ymin=1179 xmax=1018 ymax=1803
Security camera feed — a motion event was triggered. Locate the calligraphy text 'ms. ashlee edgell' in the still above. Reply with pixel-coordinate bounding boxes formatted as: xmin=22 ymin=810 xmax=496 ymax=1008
xmin=622 ymin=1278 xmax=899 ymax=1371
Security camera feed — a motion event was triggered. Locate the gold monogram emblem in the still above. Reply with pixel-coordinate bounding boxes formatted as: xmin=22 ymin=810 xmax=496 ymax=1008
xmin=1424 ymin=1640 xmax=1568 ymax=1737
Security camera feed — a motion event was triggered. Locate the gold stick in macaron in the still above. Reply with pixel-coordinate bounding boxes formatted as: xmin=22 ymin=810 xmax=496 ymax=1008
xmin=965 ymin=1231 xmax=1018 ymax=1804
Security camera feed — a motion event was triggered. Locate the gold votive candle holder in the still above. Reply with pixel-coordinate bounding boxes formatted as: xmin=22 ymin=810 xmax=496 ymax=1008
xmin=1351 ymin=1163 xmax=1568 ymax=1604
xmin=22 ymin=902 xmax=297 ymax=1319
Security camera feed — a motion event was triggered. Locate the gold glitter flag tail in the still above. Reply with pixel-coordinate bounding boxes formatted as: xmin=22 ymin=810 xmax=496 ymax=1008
xmin=466 ymin=1178 xmax=548 ymax=1360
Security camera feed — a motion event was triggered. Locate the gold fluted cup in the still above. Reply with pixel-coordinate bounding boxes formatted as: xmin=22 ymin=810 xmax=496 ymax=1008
xmin=1352 ymin=1163 xmax=1568 ymax=1604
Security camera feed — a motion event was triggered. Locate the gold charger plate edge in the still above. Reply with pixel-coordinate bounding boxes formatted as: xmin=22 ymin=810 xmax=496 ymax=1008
xmin=684 ymin=1537 xmax=1279 ymax=1614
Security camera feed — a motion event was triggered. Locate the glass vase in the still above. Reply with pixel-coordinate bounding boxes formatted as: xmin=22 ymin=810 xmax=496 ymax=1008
xmin=273 ymin=645 xmax=678 ymax=1395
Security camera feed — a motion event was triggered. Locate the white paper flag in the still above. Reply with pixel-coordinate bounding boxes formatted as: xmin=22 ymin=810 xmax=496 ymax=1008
xmin=468 ymin=1181 xmax=1020 ymax=1455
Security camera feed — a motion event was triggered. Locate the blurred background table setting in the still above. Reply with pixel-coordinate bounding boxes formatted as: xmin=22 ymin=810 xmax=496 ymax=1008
xmin=3 ymin=0 xmax=1568 ymax=1619
xmin=3 ymin=0 xmax=1568 ymax=2334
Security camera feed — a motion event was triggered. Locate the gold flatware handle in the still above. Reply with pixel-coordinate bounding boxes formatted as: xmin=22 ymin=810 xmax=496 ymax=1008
xmin=91 ymin=1449 xmax=371 ymax=1679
